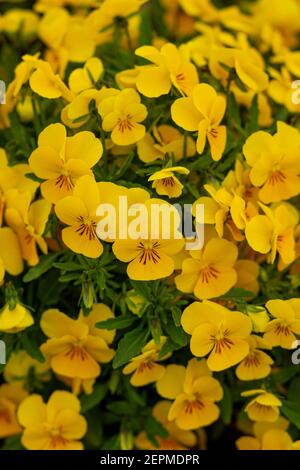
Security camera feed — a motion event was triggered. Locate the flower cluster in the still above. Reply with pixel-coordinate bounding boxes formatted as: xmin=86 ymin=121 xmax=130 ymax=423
xmin=1 ymin=0 xmax=300 ymax=452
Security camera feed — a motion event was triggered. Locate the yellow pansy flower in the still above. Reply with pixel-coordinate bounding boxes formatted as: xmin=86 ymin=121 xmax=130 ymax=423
xmin=242 ymin=389 xmax=282 ymax=423
xmin=148 ymin=166 xmax=190 ymax=198
xmin=0 ymin=302 xmax=34 ymax=334
xmin=243 ymin=122 xmax=300 ymax=203
xmin=181 ymin=301 xmax=252 ymax=371
xmin=137 ymin=125 xmax=196 ymax=163
xmin=123 ymin=337 xmax=170 ymax=387
xmin=5 ymin=191 xmax=51 ymax=266
xmin=98 ymin=88 xmax=147 ymax=146
xmin=17 ymin=390 xmax=87 ymax=450
xmin=134 ymin=43 xmax=199 ymax=98
xmin=175 ymin=238 xmax=238 ymax=300
xmin=40 ymin=304 xmax=115 ymax=388
xmin=172 ymin=83 xmax=227 ymax=161
xmin=268 ymin=67 xmax=300 ymax=113
xmin=209 ymin=46 xmax=269 ymax=92
xmin=29 ymin=123 xmax=102 ymax=203
xmin=156 ymin=359 xmax=223 ymax=430
xmin=68 ymin=57 xmax=104 ymax=95
xmin=0 ymin=383 xmax=28 ymax=439
xmin=55 ymin=175 xmax=103 ymax=258
xmin=235 ymin=335 xmax=273 ymax=381
xmin=4 ymin=350 xmax=51 ymax=386
xmin=263 ymin=299 xmax=300 ymax=349
xmin=245 ymin=202 xmax=298 ymax=265
xmin=29 ymin=59 xmax=74 ymax=101
xmin=236 ymin=417 xmax=297 ymax=450
xmin=135 ymin=400 xmax=197 ymax=450
xmin=1 ymin=9 xmax=39 ymax=38
xmin=112 ymin=198 xmax=184 ymax=281
xmin=0 ymin=227 xmax=24 ymax=282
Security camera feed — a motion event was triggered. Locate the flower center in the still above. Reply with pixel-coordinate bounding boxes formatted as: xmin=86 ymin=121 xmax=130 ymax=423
xmin=243 ymin=351 xmax=261 ymax=368
xmin=268 ymin=171 xmax=286 ymax=186
xmin=162 ymin=176 xmax=175 ymax=187
xmin=199 ymin=265 xmax=220 ymax=283
xmin=55 ymin=174 xmax=74 ymax=191
xmin=118 ymin=115 xmax=134 ymax=133
xmin=76 ymin=217 xmax=97 ymax=240
xmin=274 ymin=321 xmax=291 ymax=337
xmin=211 ymin=328 xmax=234 ymax=354
xmin=136 ymin=241 xmax=161 ymax=265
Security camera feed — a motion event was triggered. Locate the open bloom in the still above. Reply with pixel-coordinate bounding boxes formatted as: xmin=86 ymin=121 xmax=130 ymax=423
xmin=175 ymin=238 xmax=238 ymax=299
xmin=123 ymin=337 xmax=170 ymax=387
xmin=235 ymin=336 xmax=273 ymax=381
xmin=18 ymin=391 xmax=87 ymax=450
xmin=156 ymin=359 xmax=223 ymax=430
xmin=181 ymin=301 xmax=252 ymax=371
xmin=40 ymin=304 xmax=115 ymax=392
xmin=112 ymin=199 xmax=184 ymax=281
xmin=4 ymin=350 xmax=51 ymax=387
xmin=135 ymin=401 xmax=198 ymax=450
xmin=5 ymin=191 xmax=51 ymax=266
xmin=98 ymin=88 xmax=147 ymax=146
xmin=0 ymin=383 xmax=27 ymax=439
xmin=137 ymin=125 xmax=196 ymax=163
xmin=0 ymin=302 xmax=34 ymax=334
xmin=29 ymin=123 xmax=103 ymax=203
xmin=134 ymin=43 xmax=199 ymax=97
xmin=243 ymin=122 xmax=300 ymax=203
xmin=242 ymin=390 xmax=282 ymax=422
xmin=68 ymin=57 xmax=103 ymax=95
xmin=171 ymin=83 xmax=227 ymax=161
xmin=245 ymin=202 xmax=298 ymax=265
xmin=148 ymin=166 xmax=190 ymax=198
xmin=263 ymin=299 xmax=300 ymax=349
xmin=55 ymin=175 xmax=103 ymax=258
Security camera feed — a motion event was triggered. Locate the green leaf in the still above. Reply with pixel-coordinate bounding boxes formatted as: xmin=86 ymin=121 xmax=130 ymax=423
xmin=23 ymin=253 xmax=59 ymax=282
xmin=96 ymin=315 xmax=136 ymax=330
xmin=288 ymin=377 xmax=300 ymax=402
xmin=80 ymin=384 xmax=107 ymax=413
xmin=113 ymin=325 xmax=149 ymax=368
xmin=20 ymin=333 xmax=45 ymax=363
xmin=220 ymin=385 xmax=233 ymax=425
xmin=145 ymin=415 xmax=168 ymax=439
xmin=167 ymin=322 xmax=189 ymax=346
xmin=272 ymin=365 xmax=300 ymax=384
xmin=282 ymin=400 xmax=300 ymax=429
xmin=221 ymin=288 xmax=254 ymax=300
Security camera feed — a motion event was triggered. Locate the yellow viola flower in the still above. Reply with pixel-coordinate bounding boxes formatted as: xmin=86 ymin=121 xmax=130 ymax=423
xmin=148 ymin=166 xmax=190 ymax=198
xmin=29 ymin=123 xmax=102 ymax=203
xmin=135 ymin=400 xmax=197 ymax=450
xmin=0 ymin=148 xmax=38 ymax=225
xmin=1 ymin=9 xmax=39 ymax=39
xmin=137 ymin=125 xmax=196 ymax=163
xmin=172 ymin=83 xmax=227 ymax=161
xmin=98 ymin=88 xmax=147 ymax=146
xmin=4 ymin=350 xmax=51 ymax=387
xmin=268 ymin=67 xmax=300 ymax=113
xmin=40 ymin=304 xmax=115 ymax=386
xmin=55 ymin=175 xmax=103 ymax=258
xmin=68 ymin=57 xmax=104 ymax=95
xmin=156 ymin=359 xmax=223 ymax=430
xmin=243 ymin=122 xmax=300 ymax=203
xmin=134 ymin=43 xmax=199 ymax=98
xmin=242 ymin=389 xmax=282 ymax=423
xmin=245 ymin=202 xmax=298 ymax=265
xmin=235 ymin=335 xmax=273 ymax=381
xmin=0 ymin=302 xmax=34 ymax=333
xmin=175 ymin=238 xmax=238 ymax=300
xmin=123 ymin=337 xmax=170 ymax=387
xmin=5 ymin=191 xmax=51 ymax=266
xmin=209 ymin=46 xmax=269 ymax=92
xmin=263 ymin=299 xmax=300 ymax=349
xmin=236 ymin=416 xmax=298 ymax=450
xmin=17 ymin=390 xmax=87 ymax=450
xmin=38 ymin=7 xmax=95 ymax=70
xmin=112 ymin=199 xmax=184 ymax=281
xmin=0 ymin=227 xmax=24 ymax=282
xmin=181 ymin=301 xmax=252 ymax=371
xmin=0 ymin=383 xmax=28 ymax=439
